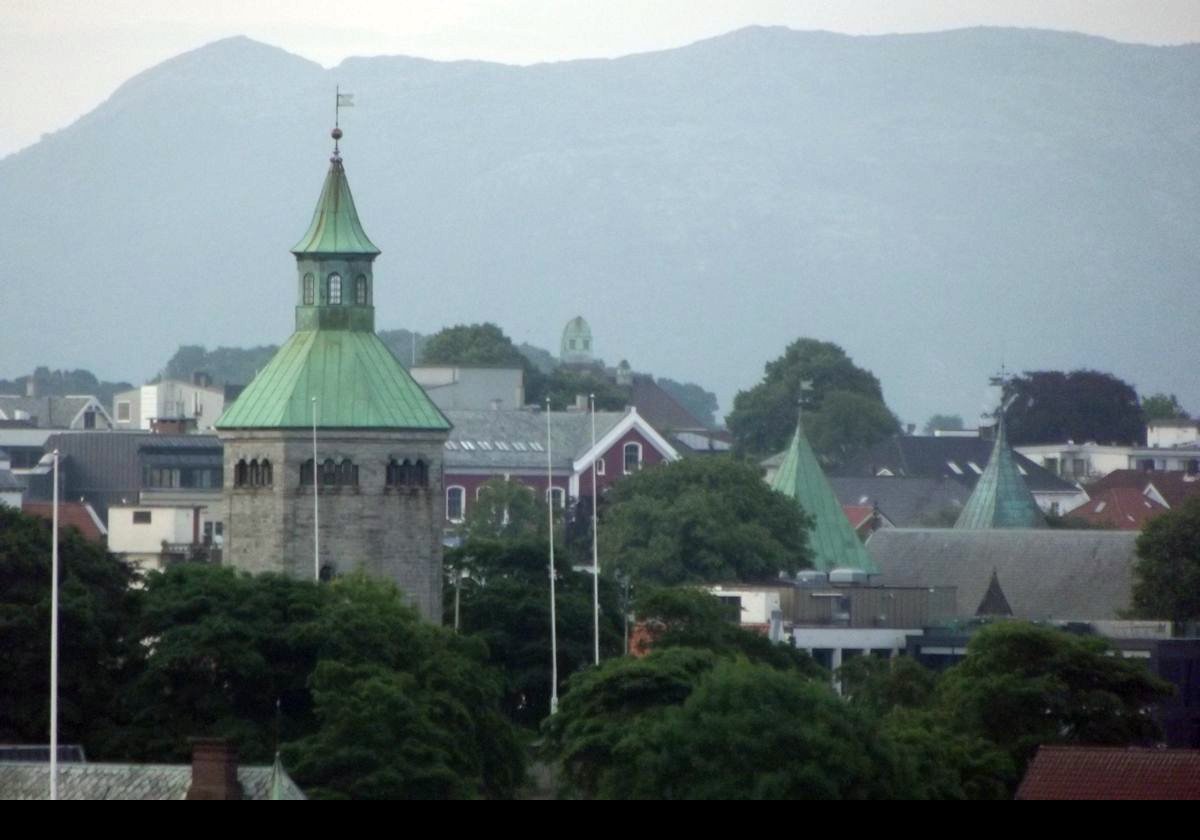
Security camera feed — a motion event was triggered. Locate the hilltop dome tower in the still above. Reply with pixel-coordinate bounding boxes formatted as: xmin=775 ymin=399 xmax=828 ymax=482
xmin=215 ymin=129 xmax=451 ymax=621
xmin=560 ymin=315 xmax=594 ymax=366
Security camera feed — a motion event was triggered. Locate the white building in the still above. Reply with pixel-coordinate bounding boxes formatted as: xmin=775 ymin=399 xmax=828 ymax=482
xmin=0 ymin=448 xmax=24 ymax=509
xmin=1017 ymin=440 xmax=1200 ymax=482
xmin=1147 ymin=419 xmax=1200 ymax=449
xmin=112 ymin=380 xmax=225 ymax=432
xmin=107 ymin=503 xmax=222 ymax=572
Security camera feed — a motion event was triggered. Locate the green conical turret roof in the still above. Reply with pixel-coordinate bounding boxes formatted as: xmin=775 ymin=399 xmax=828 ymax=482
xmin=217 ymin=144 xmax=446 ymax=431
xmin=291 ymin=154 xmax=380 ymax=256
xmin=771 ymin=419 xmax=878 ymax=573
xmin=954 ymin=419 xmax=1044 ymax=529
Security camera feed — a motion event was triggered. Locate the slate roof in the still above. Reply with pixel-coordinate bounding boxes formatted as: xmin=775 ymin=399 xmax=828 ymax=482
xmin=0 ymin=465 xmax=23 ymax=492
xmin=866 ymin=528 xmax=1139 ymax=620
xmin=290 ymin=154 xmax=379 ymax=256
xmin=443 ymin=409 xmax=624 ymax=471
xmin=1066 ymin=487 xmax=1169 ymax=530
xmin=1016 ymin=747 xmax=1200 ymax=800
xmin=0 ymin=396 xmax=95 ymax=429
xmin=830 ymin=476 xmax=971 ymax=527
xmin=630 ymin=376 xmax=706 ymax=432
xmin=1087 ymin=469 xmax=1200 ymax=509
xmin=216 ymin=330 xmax=449 ymax=430
xmin=0 ymin=761 xmax=305 ymax=800
xmin=954 ymin=420 xmax=1045 ymax=528
xmin=839 ymin=434 xmax=1079 ymax=493
xmin=771 ymin=420 xmax=878 ymax=573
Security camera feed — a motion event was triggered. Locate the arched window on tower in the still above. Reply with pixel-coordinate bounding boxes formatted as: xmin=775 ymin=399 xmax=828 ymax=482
xmin=355 ymin=275 xmax=368 ymax=305
xmin=234 ymin=459 xmax=248 ymax=487
xmin=327 ymin=273 xmax=342 ymax=305
xmin=303 ymin=273 xmax=315 ymax=305
xmin=261 ymin=459 xmax=273 ymax=486
xmin=300 ymin=459 xmax=314 ymax=486
xmin=321 ymin=458 xmax=337 ymax=487
xmin=248 ymin=459 xmax=261 ymax=487
xmin=337 ymin=459 xmax=359 ymax=487
xmin=414 ymin=459 xmax=428 ymax=487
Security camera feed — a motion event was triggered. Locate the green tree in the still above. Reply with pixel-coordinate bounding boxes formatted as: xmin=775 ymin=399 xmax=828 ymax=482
xmin=1003 ymin=369 xmax=1144 ymax=446
xmin=563 ymin=658 xmax=902 ymax=799
xmin=726 ymin=338 xmax=897 ymax=460
xmin=599 ymin=456 xmax=811 ymax=585
xmin=802 ymin=390 xmax=901 ymax=467
xmin=923 ymin=413 xmax=966 ymax=435
xmin=461 ymin=477 xmax=544 ymax=540
xmin=1130 ymin=496 xmax=1200 ymax=625
xmin=635 ymin=587 xmax=823 ymax=675
xmin=420 ymin=322 xmax=529 ymax=369
xmin=1142 ymin=392 xmax=1190 ymax=422
xmin=935 ymin=622 xmax=1172 ymax=773
xmin=107 ymin=564 xmax=325 ymax=762
xmin=541 ymin=367 xmax=628 ymax=411
xmin=448 ymin=537 xmax=623 ymax=727
xmin=160 ymin=343 xmax=279 ymax=387
xmin=0 ymin=507 xmax=141 ymax=750
xmin=286 ymin=575 xmax=524 ymax=799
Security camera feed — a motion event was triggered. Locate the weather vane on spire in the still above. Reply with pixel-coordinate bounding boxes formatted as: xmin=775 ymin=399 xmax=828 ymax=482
xmin=332 ymin=86 xmax=355 ymax=159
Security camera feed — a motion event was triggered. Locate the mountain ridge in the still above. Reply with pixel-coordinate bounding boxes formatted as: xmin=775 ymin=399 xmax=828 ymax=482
xmin=2 ymin=26 xmax=1197 ymax=422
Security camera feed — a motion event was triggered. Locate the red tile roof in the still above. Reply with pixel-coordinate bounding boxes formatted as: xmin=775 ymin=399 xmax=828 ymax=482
xmin=22 ymin=501 xmax=107 ymax=543
xmin=1065 ymin=487 xmax=1169 ymax=530
xmin=1087 ymin=470 xmax=1200 ymax=508
xmin=1016 ymin=747 xmax=1200 ymax=800
xmin=841 ymin=505 xmax=875 ymax=532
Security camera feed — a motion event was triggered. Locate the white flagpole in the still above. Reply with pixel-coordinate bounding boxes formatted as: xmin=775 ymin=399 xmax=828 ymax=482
xmin=312 ymin=397 xmax=320 ymax=582
xmin=49 ymin=449 xmax=59 ymax=800
xmin=590 ymin=394 xmax=600 ymax=666
xmin=546 ymin=398 xmax=559 ymax=715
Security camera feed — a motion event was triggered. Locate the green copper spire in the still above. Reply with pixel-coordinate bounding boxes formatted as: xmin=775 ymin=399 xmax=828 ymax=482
xmin=291 ymin=142 xmax=380 ymax=257
xmin=771 ymin=417 xmax=878 ymax=574
xmin=954 ymin=418 xmax=1044 ymax=529
xmin=216 ymin=132 xmax=449 ymax=431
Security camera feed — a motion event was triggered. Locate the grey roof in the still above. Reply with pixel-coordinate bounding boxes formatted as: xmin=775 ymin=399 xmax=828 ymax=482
xmin=0 ymin=396 xmax=95 ymax=429
xmin=866 ymin=528 xmax=1140 ymax=621
xmin=839 ymin=435 xmax=1080 ymax=493
xmin=0 ymin=761 xmax=305 ymax=800
xmin=443 ymin=409 xmax=623 ymax=471
xmin=830 ymin=476 xmax=971 ymax=526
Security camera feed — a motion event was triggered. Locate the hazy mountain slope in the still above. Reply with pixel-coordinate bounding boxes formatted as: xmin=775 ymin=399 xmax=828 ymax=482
xmin=2 ymin=27 xmax=1197 ymax=423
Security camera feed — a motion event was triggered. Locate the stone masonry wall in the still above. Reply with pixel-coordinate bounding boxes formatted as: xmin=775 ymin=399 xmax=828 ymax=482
xmin=219 ymin=428 xmax=448 ymax=622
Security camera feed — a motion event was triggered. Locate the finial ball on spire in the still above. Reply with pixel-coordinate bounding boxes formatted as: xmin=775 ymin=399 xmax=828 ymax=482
xmin=331 ymin=127 xmax=343 ymax=141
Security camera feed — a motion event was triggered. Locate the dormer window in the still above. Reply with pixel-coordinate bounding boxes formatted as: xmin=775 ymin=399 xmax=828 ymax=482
xmin=303 ymin=273 xmax=315 ymax=305
xmin=355 ymin=275 xmax=368 ymax=305
xmin=328 ymin=273 xmax=342 ymax=305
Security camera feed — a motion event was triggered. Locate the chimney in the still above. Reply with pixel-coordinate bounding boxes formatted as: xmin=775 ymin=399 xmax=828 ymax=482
xmin=186 ymin=738 xmax=243 ymax=800
xmin=192 ymin=371 xmax=212 ymax=388
xmin=25 ymin=377 xmax=37 ymax=397
xmin=574 ymin=394 xmax=588 ymax=411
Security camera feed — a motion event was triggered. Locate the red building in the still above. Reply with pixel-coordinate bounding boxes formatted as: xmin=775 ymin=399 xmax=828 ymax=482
xmin=441 ymin=407 xmax=679 ymax=525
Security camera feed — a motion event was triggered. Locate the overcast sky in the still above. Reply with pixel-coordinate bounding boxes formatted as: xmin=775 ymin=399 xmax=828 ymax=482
xmin=3 ymin=0 xmax=1198 ymax=157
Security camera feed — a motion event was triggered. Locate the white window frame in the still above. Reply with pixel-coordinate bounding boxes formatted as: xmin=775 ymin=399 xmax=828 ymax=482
xmin=595 ymin=458 xmax=606 ymax=476
xmin=116 ymin=401 xmax=131 ymax=422
xmin=446 ymin=485 xmax=466 ymax=522
xmin=623 ymin=442 xmax=643 ymax=475
xmin=546 ymin=486 xmax=566 ymax=510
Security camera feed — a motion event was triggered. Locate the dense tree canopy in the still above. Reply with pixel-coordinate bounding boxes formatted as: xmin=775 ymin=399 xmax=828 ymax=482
xmin=1130 ymin=496 xmax=1200 ymax=625
xmin=420 ymin=322 xmax=530 ymax=369
xmin=726 ymin=338 xmax=897 ymax=461
xmin=599 ymin=456 xmax=812 ymax=584
xmin=1142 ymin=392 xmax=1190 ymax=422
xmin=935 ymin=622 xmax=1171 ymax=772
xmin=1003 ymin=369 xmax=1145 ymax=446
xmin=0 ymin=507 xmax=141 ymax=749
xmin=448 ymin=537 xmax=624 ymax=727
xmin=923 ymin=413 xmax=966 ymax=435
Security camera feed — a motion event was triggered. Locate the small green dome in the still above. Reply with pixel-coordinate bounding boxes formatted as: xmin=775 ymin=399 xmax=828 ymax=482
xmin=560 ymin=316 xmax=593 ymax=364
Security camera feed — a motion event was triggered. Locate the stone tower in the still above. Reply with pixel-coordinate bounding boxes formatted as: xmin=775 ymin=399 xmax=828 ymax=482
xmin=215 ymin=128 xmax=451 ymax=621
